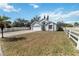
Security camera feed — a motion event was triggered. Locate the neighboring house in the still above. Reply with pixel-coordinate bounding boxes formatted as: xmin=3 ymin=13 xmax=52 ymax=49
xmin=31 ymin=16 xmax=57 ymax=31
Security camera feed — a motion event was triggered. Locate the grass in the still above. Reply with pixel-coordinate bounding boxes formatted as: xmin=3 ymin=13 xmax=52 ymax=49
xmin=0 ymin=31 xmax=79 ymax=56
xmin=63 ymin=27 xmax=79 ymax=35
xmin=74 ymin=30 xmax=79 ymax=32
xmin=64 ymin=27 xmax=79 ymax=31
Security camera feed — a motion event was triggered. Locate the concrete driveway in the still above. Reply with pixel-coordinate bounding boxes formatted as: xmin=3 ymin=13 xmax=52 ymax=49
xmin=0 ymin=30 xmax=35 ymax=38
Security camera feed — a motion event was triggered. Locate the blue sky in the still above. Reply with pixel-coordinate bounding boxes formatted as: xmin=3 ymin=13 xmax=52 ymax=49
xmin=0 ymin=3 xmax=79 ymax=23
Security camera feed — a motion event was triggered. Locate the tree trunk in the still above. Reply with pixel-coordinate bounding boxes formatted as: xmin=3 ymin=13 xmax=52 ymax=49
xmin=1 ymin=28 xmax=4 ymax=38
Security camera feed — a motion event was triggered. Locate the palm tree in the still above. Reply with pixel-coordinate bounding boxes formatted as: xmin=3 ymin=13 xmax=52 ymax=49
xmin=31 ymin=16 xmax=40 ymax=24
xmin=5 ymin=21 xmax=12 ymax=28
xmin=0 ymin=16 xmax=10 ymax=38
xmin=13 ymin=18 xmax=29 ymax=27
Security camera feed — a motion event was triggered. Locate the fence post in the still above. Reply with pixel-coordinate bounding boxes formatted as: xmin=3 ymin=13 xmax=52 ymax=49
xmin=76 ymin=37 xmax=79 ymax=50
xmin=69 ymin=30 xmax=71 ymax=38
xmin=65 ymin=30 xmax=67 ymax=35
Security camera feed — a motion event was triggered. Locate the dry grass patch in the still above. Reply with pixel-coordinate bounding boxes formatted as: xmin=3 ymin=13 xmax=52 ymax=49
xmin=0 ymin=31 xmax=78 ymax=56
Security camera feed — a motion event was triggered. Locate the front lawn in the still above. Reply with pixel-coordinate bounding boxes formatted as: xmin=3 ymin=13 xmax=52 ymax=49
xmin=1 ymin=31 xmax=78 ymax=56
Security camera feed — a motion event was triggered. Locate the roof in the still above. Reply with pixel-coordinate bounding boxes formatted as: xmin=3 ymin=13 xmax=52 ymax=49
xmin=31 ymin=21 xmax=41 ymax=26
xmin=48 ymin=21 xmax=56 ymax=24
xmin=31 ymin=18 xmax=56 ymax=26
xmin=45 ymin=21 xmax=56 ymax=25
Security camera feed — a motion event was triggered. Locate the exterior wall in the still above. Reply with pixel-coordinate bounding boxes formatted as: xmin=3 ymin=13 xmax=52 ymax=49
xmin=48 ymin=25 xmax=54 ymax=31
xmin=32 ymin=26 xmax=41 ymax=31
xmin=54 ymin=24 xmax=57 ymax=31
xmin=31 ymin=21 xmax=57 ymax=32
xmin=45 ymin=23 xmax=57 ymax=31
xmin=53 ymin=24 xmax=57 ymax=31
xmin=45 ymin=25 xmax=49 ymax=31
xmin=31 ymin=23 xmax=42 ymax=31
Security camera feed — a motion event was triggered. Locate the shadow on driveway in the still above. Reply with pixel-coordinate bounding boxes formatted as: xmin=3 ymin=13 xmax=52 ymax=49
xmin=2 ymin=36 xmax=26 ymax=42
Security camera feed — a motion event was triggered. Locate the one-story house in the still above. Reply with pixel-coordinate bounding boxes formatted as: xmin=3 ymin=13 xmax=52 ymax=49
xmin=31 ymin=16 xmax=57 ymax=31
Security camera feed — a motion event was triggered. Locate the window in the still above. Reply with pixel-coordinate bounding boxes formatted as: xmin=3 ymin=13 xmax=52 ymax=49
xmin=49 ymin=25 xmax=52 ymax=29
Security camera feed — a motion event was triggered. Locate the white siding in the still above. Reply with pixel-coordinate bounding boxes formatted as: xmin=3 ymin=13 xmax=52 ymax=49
xmin=31 ymin=23 xmax=42 ymax=31
xmin=45 ymin=25 xmax=48 ymax=31
xmin=54 ymin=25 xmax=57 ymax=31
xmin=45 ymin=23 xmax=57 ymax=31
xmin=31 ymin=21 xmax=57 ymax=32
xmin=32 ymin=26 xmax=41 ymax=31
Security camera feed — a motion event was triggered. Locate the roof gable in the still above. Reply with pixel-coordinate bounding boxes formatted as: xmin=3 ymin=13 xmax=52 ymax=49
xmin=31 ymin=21 xmax=41 ymax=26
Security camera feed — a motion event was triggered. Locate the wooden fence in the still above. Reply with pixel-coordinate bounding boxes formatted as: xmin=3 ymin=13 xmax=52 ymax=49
xmin=64 ymin=29 xmax=79 ymax=50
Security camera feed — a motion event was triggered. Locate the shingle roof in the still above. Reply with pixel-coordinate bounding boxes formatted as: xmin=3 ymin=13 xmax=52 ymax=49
xmin=31 ymin=18 xmax=56 ymax=26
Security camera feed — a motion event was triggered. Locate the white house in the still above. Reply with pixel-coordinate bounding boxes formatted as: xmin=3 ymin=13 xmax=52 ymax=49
xmin=31 ymin=16 xmax=57 ymax=31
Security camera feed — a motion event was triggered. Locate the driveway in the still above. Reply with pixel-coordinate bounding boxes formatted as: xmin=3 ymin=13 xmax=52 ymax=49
xmin=0 ymin=30 xmax=35 ymax=38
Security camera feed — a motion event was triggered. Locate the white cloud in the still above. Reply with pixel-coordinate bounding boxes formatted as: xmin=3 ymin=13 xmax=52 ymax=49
xmin=53 ymin=8 xmax=64 ymax=14
xmin=63 ymin=10 xmax=79 ymax=18
xmin=65 ymin=20 xmax=79 ymax=25
xmin=29 ymin=4 xmax=39 ymax=9
xmin=0 ymin=3 xmax=21 ymax=12
xmin=39 ymin=8 xmax=79 ymax=23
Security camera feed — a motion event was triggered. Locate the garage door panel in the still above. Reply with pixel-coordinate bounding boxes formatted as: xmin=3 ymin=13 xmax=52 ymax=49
xmin=33 ymin=27 xmax=41 ymax=31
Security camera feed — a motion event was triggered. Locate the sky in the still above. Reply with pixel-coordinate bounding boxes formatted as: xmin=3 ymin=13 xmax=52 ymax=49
xmin=0 ymin=3 xmax=79 ymax=23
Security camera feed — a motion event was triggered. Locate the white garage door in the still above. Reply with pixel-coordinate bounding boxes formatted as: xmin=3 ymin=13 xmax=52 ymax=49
xmin=33 ymin=26 xmax=41 ymax=31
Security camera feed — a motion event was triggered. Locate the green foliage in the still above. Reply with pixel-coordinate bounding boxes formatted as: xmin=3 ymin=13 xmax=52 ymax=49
xmin=31 ymin=15 xmax=40 ymax=24
xmin=0 ymin=15 xmax=10 ymax=38
xmin=5 ymin=21 xmax=12 ymax=28
xmin=0 ymin=16 xmax=9 ymax=21
xmin=0 ymin=16 xmax=10 ymax=28
xmin=64 ymin=23 xmax=73 ymax=27
xmin=57 ymin=27 xmax=63 ymax=31
xmin=13 ymin=18 xmax=30 ymax=27
xmin=57 ymin=21 xmax=64 ymax=31
xmin=74 ymin=22 xmax=79 ymax=26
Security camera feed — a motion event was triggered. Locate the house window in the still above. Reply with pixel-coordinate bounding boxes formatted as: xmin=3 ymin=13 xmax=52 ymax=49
xmin=49 ymin=25 xmax=52 ymax=29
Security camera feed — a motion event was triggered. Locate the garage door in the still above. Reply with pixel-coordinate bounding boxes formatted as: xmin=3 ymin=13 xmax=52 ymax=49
xmin=33 ymin=27 xmax=41 ymax=31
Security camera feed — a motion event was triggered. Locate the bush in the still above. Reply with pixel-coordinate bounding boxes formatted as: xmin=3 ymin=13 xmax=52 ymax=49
xmin=57 ymin=27 xmax=63 ymax=31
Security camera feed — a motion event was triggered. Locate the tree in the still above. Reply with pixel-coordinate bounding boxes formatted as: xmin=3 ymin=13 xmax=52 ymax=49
xmin=0 ymin=16 xmax=10 ymax=38
xmin=63 ymin=23 xmax=73 ymax=27
xmin=74 ymin=22 xmax=79 ymax=26
xmin=5 ymin=21 xmax=12 ymax=28
xmin=57 ymin=21 xmax=64 ymax=31
xmin=31 ymin=16 xmax=40 ymax=24
xmin=13 ymin=18 xmax=29 ymax=27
